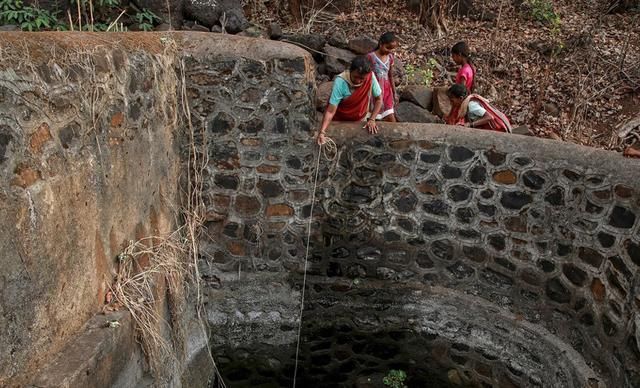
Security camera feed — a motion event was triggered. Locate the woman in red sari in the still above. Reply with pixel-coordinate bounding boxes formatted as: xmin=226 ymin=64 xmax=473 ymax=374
xmin=316 ymin=56 xmax=383 ymax=145
xmin=445 ymin=84 xmax=512 ymax=133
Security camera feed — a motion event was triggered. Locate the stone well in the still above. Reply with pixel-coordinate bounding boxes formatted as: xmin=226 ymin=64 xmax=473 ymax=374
xmin=1 ymin=32 xmax=639 ymax=388
xmin=201 ymin=123 xmax=640 ymax=388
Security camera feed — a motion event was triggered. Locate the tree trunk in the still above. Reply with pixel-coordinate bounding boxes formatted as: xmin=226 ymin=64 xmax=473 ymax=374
xmin=419 ymin=0 xmax=449 ymax=36
xmin=290 ymin=0 xmax=302 ymax=22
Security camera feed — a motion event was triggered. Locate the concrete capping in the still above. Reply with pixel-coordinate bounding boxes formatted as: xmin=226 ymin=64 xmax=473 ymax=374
xmin=327 ymin=122 xmax=640 ymax=184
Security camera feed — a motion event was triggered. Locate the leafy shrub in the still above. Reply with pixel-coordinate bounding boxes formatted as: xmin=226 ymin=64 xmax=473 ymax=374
xmin=527 ymin=0 xmax=561 ymax=28
xmin=383 ymin=369 xmax=407 ymax=388
xmin=134 ymin=8 xmax=160 ymax=31
xmin=405 ymin=58 xmax=439 ymax=87
xmin=0 ymin=0 xmax=63 ymax=31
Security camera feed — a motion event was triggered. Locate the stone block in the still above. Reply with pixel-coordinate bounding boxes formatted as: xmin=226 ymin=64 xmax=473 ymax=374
xmin=493 ymin=170 xmax=517 ymax=185
xmin=266 ymin=204 xmax=294 ymax=217
xmin=29 ymin=122 xmax=52 ymax=154
xmin=400 ymin=85 xmax=433 ymax=110
xmin=30 ymin=311 xmax=138 ymax=388
xmin=11 ymin=163 xmax=41 ymax=188
xmin=256 ymin=164 xmax=281 ymax=174
xmin=235 ymin=195 xmax=261 ymax=216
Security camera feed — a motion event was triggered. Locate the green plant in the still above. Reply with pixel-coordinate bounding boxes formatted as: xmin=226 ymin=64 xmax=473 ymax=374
xmin=383 ymin=369 xmax=407 ymax=388
xmin=527 ymin=0 xmax=561 ymax=29
xmin=134 ymin=8 xmax=160 ymax=31
xmin=405 ymin=58 xmax=438 ymax=87
xmin=0 ymin=0 xmax=61 ymax=31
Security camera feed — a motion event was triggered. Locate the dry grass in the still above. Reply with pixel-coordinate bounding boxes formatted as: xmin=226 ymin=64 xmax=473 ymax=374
xmin=111 ymin=234 xmax=189 ymax=382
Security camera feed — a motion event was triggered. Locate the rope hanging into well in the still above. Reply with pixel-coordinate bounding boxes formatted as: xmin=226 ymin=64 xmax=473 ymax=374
xmin=292 ymin=137 xmax=337 ymax=387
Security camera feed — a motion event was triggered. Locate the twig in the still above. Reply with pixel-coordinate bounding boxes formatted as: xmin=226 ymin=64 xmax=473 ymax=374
xmin=67 ymin=10 xmax=74 ymax=31
xmin=77 ymin=0 xmax=82 ymax=32
xmin=89 ymin=0 xmax=94 ymax=31
xmin=106 ymin=10 xmax=127 ymax=32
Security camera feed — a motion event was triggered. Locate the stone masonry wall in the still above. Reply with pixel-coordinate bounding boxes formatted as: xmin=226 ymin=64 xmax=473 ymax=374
xmin=202 ymin=120 xmax=640 ymax=387
xmin=0 ymin=33 xmax=181 ymax=386
xmin=2 ymin=30 xmax=637 ymax=387
xmin=0 ymin=31 xmax=314 ymax=387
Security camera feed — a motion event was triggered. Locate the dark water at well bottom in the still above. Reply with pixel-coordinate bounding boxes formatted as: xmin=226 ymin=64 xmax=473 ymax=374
xmin=212 ymin=327 xmax=474 ymax=388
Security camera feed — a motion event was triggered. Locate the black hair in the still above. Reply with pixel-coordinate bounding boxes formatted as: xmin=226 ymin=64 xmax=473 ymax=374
xmin=350 ymin=55 xmax=372 ymax=74
xmin=447 ymin=84 xmax=468 ymax=99
xmin=451 ymin=41 xmax=471 ymax=59
xmin=378 ymin=32 xmax=397 ymax=46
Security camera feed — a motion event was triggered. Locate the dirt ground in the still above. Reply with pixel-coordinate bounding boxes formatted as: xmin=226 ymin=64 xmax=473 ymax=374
xmin=245 ymin=0 xmax=640 ymax=151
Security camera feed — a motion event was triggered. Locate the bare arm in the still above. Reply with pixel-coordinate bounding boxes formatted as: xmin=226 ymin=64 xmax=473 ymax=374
xmin=370 ymin=95 xmax=383 ymax=120
xmin=466 ymin=112 xmax=492 ymax=128
xmin=317 ymin=104 xmax=337 ymax=145
xmin=365 ymin=95 xmax=383 ymax=134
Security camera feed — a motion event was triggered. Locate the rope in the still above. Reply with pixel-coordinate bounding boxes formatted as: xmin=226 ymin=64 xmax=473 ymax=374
xmin=292 ymin=136 xmax=337 ymax=387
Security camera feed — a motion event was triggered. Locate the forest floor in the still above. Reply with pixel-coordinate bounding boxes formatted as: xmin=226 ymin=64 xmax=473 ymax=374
xmin=244 ymin=0 xmax=640 ymax=151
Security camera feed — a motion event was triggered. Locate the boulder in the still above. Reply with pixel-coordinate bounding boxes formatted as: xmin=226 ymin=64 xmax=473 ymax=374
xmin=223 ymin=8 xmax=250 ymax=33
xmin=183 ymin=0 xmax=248 ymax=32
xmin=400 ymin=85 xmax=433 ymax=110
xmin=432 ymin=87 xmax=452 ymax=118
xmin=316 ymin=81 xmax=333 ymax=111
xmin=237 ymin=25 xmax=265 ymax=38
xmin=154 ymin=23 xmax=173 ymax=31
xmin=267 ymin=23 xmax=282 ymax=40
xmin=316 ymin=62 xmax=328 ymax=76
xmin=282 ymin=33 xmax=326 ymax=61
xmin=348 ymin=36 xmax=377 ymax=55
xmin=328 ymin=30 xmax=349 ymax=49
xmin=191 ymin=24 xmax=210 ymax=32
xmin=324 ymin=44 xmax=356 ymax=75
xmin=608 ymin=0 xmax=639 ymax=13
xmin=396 ymin=101 xmax=442 ymax=123
xmin=392 ymin=56 xmax=406 ymax=87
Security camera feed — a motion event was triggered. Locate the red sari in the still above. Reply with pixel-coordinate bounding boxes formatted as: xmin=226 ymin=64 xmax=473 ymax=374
xmin=447 ymin=94 xmax=512 ymax=133
xmin=332 ymin=71 xmax=373 ymax=121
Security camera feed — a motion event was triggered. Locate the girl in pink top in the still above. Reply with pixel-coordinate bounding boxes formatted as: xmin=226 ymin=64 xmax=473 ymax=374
xmin=452 ymin=41 xmax=475 ymax=92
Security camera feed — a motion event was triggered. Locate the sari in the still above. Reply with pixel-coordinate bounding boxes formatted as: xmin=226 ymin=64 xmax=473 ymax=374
xmin=447 ymin=94 xmax=512 ymax=133
xmin=332 ymin=70 xmax=373 ymax=121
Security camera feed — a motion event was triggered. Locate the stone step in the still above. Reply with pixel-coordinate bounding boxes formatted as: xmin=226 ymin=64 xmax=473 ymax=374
xmin=30 ymin=310 xmax=144 ymax=388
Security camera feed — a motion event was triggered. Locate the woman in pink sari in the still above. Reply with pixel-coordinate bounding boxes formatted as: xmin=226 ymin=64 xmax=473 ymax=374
xmin=445 ymin=84 xmax=512 ymax=133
